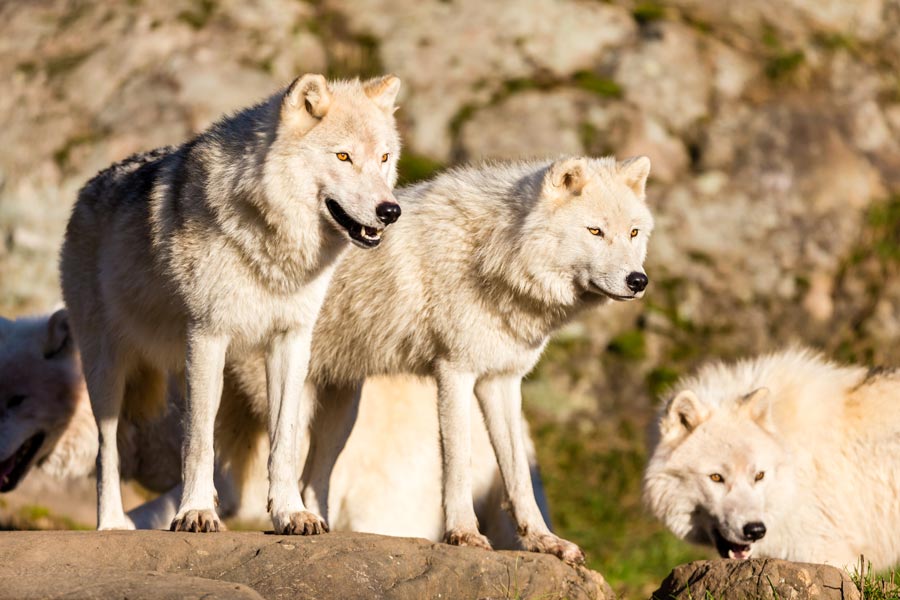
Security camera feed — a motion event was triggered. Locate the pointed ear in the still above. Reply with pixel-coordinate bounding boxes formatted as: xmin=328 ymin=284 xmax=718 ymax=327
xmin=283 ymin=73 xmax=332 ymax=122
xmin=44 ymin=308 xmax=73 ymax=359
xmin=739 ymin=387 xmax=774 ymax=432
xmin=618 ymin=155 xmax=651 ymax=199
xmin=363 ymin=74 xmax=401 ymax=114
xmin=544 ymin=157 xmax=588 ymax=198
xmin=660 ymin=390 xmax=709 ymax=442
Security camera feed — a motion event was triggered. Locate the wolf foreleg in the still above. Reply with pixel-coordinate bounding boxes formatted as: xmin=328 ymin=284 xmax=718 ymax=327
xmin=171 ymin=330 xmax=228 ymax=532
xmin=266 ymin=329 xmax=326 ymax=535
xmin=436 ymin=364 xmax=492 ymax=550
xmin=475 ymin=375 xmax=584 ymax=564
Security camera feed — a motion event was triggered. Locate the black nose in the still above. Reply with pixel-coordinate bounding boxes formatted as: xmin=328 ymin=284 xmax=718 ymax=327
xmin=376 ymin=202 xmax=401 ymax=225
xmin=626 ymin=272 xmax=648 ymax=293
xmin=743 ymin=522 xmax=766 ymax=541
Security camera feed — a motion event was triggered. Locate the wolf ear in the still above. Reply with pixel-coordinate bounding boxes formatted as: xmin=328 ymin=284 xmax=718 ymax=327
xmin=544 ymin=157 xmax=588 ymax=199
xmin=363 ymin=74 xmax=401 ymax=114
xmin=44 ymin=308 xmax=73 ymax=359
xmin=739 ymin=387 xmax=774 ymax=432
xmin=660 ymin=390 xmax=708 ymax=441
xmin=283 ymin=73 xmax=332 ymax=122
xmin=618 ymin=156 xmax=651 ymax=200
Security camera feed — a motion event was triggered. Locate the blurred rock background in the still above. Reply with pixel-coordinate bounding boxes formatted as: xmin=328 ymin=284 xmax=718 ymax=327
xmin=1 ymin=0 xmax=899 ymax=597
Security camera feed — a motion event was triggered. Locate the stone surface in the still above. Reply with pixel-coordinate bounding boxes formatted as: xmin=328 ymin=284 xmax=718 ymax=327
xmin=0 ymin=530 xmax=614 ymax=600
xmin=652 ymin=559 xmax=861 ymax=600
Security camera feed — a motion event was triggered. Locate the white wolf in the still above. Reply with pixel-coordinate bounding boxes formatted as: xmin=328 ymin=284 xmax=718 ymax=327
xmin=288 ymin=156 xmax=654 ymax=563
xmin=644 ymin=348 xmax=900 ymax=570
xmin=60 ymin=74 xmax=403 ymax=534
xmin=0 ymin=310 xmax=548 ymax=547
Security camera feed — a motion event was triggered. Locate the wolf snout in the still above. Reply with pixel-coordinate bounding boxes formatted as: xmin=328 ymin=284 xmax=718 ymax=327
xmin=743 ymin=521 xmax=766 ymax=541
xmin=626 ymin=271 xmax=648 ymax=293
xmin=376 ymin=201 xmax=401 ymax=225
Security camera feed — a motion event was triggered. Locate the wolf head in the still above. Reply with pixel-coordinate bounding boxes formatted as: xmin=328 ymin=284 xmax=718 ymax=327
xmin=533 ymin=156 xmax=654 ymax=302
xmin=645 ymin=386 xmax=793 ymax=560
xmin=267 ymin=74 xmax=402 ymax=249
xmin=0 ymin=309 xmax=82 ymax=492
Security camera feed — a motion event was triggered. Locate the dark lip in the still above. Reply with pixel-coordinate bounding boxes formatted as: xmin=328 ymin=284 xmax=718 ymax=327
xmin=0 ymin=432 xmax=45 ymax=493
xmin=325 ymin=198 xmax=381 ymax=249
xmin=588 ymin=282 xmax=636 ymax=301
xmin=712 ymin=527 xmax=751 ymax=559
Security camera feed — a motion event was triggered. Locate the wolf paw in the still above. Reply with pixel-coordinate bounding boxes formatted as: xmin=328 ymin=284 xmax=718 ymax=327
xmin=443 ymin=528 xmax=493 ymax=551
xmin=522 ymin=532 xmax=585 ymax=564
xmin=272 ymin=510 xmax=329 ymax=535
xmin=170 ymin=509 xmax=224 ymax=533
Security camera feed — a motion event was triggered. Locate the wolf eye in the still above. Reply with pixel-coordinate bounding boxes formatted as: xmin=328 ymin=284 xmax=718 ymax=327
xmin=6 ymin=395 xmax=26 ymax=410
xmin=587 ymin=227 xmax=604 ymax=237
xmin=381 ymin=153 xmax=389 ymax=163
xmin=336 ymin=152 xmax=351 ymax=163
xmin=709 ymin=473 xmax=724 ymax=483
xmin=630 ymin=228 xmax=639 ymax=238
xmin=754 ymin=471 xmax=765 ymax=482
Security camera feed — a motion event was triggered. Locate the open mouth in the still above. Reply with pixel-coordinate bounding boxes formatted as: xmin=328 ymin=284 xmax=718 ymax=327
xmin=0 ymin=432 xmax=45 ymax=493
xmin=588 ymin=282 xmax=635 ymax=301
xmin=713 ymin=528 xmax=752 ymax=560
xmin=325 ymin=198 xmax=383 ymax=248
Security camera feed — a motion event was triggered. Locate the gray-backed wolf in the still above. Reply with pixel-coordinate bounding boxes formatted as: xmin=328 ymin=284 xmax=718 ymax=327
xmin=60 ymin=74 xmax=402 ymax=534
xmin=285 ymin=156 xmax=654 ymax=563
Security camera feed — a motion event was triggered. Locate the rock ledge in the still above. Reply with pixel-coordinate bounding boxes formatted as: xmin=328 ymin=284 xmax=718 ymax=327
xmin=0 ymin=530 xmax=613 ymax=600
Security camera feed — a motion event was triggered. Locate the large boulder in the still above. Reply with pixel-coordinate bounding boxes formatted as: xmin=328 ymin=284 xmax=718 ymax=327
xmin=0 ymin=530 xmax=614 ymax=600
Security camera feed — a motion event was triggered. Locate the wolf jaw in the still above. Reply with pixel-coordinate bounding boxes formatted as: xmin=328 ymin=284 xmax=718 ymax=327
xmin=325 ymin=198 xmax=383 ymax=248
xmin=0 ymin=432 xmax=45 ymax=492
xmin=588 ymin=282 xmax=638 ymax=301
xmin=713 ymin=527 xmax=753 ymax=559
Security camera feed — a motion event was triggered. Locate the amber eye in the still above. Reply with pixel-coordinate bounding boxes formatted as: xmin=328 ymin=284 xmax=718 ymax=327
xmin=587 ymin=227 xmax=604 ymax=237
xmin=381 ymin=153 xmax=389 ymax=163
xmin=754 ymin=471 xmax=765 ymax=482
xmin=709 ymin=473 xmax=724 ymax=483
xmin=336 ymin=152 xmax=351 ymax=162
xmin=630 ymin=228 xmax=639 ymax=238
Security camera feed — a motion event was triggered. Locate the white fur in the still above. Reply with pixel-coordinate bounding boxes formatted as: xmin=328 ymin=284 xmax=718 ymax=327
xmin=0 ymin=312 xmax=548 ymax=547
xmin=59 ymin=74 xmax=403 ymax=533
xmin=297 ymin=156 xmax=654 ymax=563
xmin=645 ymin=348 xmax=900 ymax=570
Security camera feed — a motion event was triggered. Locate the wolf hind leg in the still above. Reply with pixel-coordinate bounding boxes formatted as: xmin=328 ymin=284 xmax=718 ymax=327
xmin=474 ymin=374 xmax=584 ymax=564
xmin=301 ymin=383 xmax=362 ymax=524
xmin=435 ymin=363 xmax=492 ymax=550
xmin=82 ymin=346 xmax=133 ymax=530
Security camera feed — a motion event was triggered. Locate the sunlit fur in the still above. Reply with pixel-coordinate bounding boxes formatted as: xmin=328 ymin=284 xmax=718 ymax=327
xmin=60 ymin=73 xmax=402 ymax=533
xmin=260 ymin=155 xmax=654 ymax=563
xmin=0 ymin=311 xmax=548 ymax=546
xmin=645 ymin=348 xmax=900 ymax=570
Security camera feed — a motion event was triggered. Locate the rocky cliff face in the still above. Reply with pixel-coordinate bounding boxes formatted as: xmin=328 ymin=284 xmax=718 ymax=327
xmin=3 ymin=2 xmax=898 ymax=404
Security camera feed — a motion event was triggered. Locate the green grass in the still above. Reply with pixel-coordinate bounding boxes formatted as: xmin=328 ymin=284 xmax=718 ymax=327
xmin=572 ymin=71 xmax=623 ymax=99
xmin=528 ymin=412 xmax=708 ymax=598
xmin=177 ymin=0 xmax=216 ymax=30
xmin=851 ymin=562 xmax=900 ymax=600
xmin=632 ymin=1 xmax=667 ymax=25
xmin=397 ymin=153 xmax=445 ymax=186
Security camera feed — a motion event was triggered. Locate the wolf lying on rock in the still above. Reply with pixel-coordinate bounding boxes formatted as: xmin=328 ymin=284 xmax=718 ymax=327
xmin=645 ymin=348 xmax=900 ymax=570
